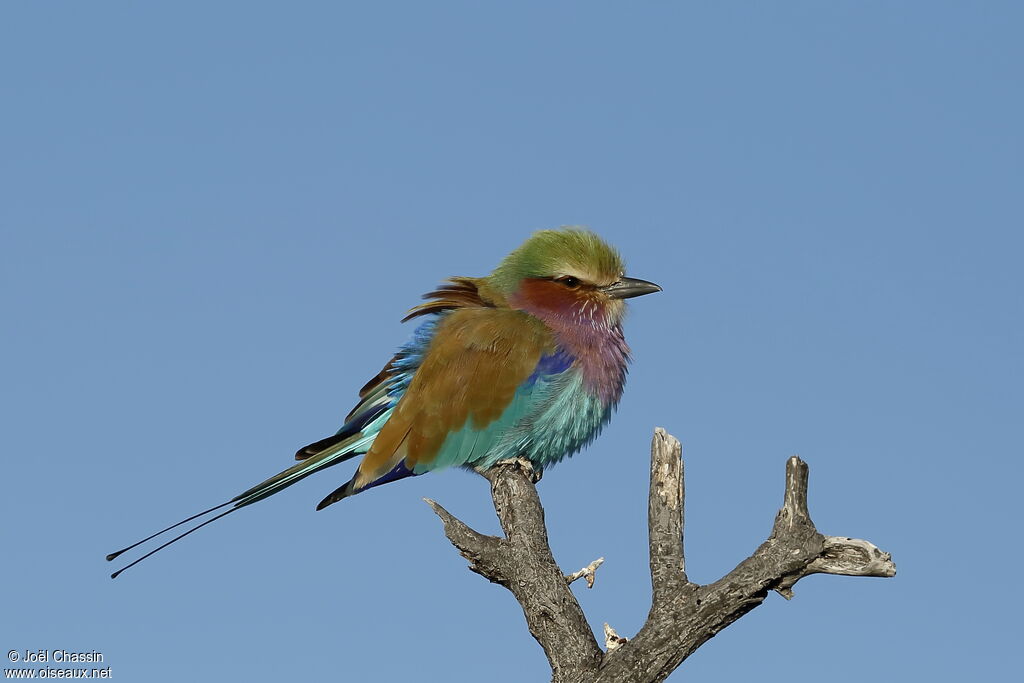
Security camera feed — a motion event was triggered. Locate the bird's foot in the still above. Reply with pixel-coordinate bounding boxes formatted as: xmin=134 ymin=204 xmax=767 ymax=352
xmin=493 ymin=457 xmax=544 ymax=483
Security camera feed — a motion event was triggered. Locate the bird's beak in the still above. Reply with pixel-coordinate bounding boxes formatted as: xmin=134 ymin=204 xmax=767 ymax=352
xmin=601 ymin=276 xmax=663 ymax=300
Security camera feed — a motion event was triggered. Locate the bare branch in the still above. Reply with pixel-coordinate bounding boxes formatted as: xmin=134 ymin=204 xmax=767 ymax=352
xmin=565 ymin=557 xmax=605 ymax=588
xmin=807 ymin=536 xmax=897 ymax=578
xmin=427 ymin=431 xmax=896 ymax=683
xmin=427 ymin=464 xmax=603 ymax=683
xmin=596 ymin=443 xmax=894 ymax=683
xmin=423 ymin=498 xmax=505 ymax=582
xmin=774 ymin=455 xmax=814 ymax=533
xmin=647 ymin=428 xmax=693 ymax=616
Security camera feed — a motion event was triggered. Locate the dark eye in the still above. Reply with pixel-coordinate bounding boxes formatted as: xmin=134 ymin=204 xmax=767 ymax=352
xmin=560 ymin=276 xmax=581 ymax=288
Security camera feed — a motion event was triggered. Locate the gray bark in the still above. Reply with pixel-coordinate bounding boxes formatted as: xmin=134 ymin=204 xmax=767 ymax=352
xmin=426 ymin=428 xmax=895 ymax=683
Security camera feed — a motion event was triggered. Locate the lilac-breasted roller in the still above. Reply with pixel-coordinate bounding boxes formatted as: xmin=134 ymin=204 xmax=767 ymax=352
xmin=107 ymin=228 xmax=661 ymax=577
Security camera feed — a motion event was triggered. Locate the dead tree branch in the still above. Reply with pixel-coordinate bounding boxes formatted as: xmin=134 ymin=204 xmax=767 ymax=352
xmin=424 ymin=468 xmax=603 ymax=679
xmin=426 ymin=428 xmax=895 ymax=683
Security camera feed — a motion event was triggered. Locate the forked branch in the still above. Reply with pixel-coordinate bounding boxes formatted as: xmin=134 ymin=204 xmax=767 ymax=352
xmin=426 ymin=429 xmax=895 ymax=683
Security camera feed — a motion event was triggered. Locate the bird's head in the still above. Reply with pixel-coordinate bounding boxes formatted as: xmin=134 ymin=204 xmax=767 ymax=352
xmin=488 ymin=227 xmax=661 ymax=327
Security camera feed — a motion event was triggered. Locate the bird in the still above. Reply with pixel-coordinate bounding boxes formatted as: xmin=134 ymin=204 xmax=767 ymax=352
xmin=106 ymin=227 xmax=661 ymax=578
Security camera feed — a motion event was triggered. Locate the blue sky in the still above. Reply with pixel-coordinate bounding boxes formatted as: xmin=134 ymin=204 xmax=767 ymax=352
xmin=2 ymin=2 xmax=1020 ymax=681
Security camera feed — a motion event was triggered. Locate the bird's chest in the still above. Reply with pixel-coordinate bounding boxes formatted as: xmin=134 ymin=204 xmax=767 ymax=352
xmin=555 ymin=325 xmax=630 ymax=405
xmin=519 ymin=369 xmax=614 ymax=467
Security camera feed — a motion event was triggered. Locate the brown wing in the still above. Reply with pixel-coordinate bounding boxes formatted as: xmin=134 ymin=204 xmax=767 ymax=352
xmin=351 ymin=307 xmax=553 ymax=489
xmin=296 ymin=278 xmax=495 ymax=461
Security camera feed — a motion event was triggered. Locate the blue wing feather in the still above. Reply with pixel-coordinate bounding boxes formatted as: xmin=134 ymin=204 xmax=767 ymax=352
xmin=234 ymin=317 xmax=441 ymax=508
